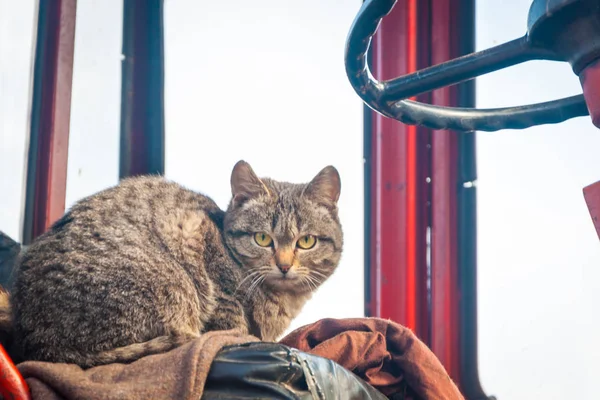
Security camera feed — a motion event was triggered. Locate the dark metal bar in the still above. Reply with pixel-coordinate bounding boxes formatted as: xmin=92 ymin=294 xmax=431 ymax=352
xmin=22 ymin=0 xmax=77 ymax=245
xmin=454 ymin=1 xmax=492 ymax=398
xmin=119 ymin=0 xmax=165 ymax=178
xmin=415 ymin=0 xmax=434 ymax=345
xmin=367 ymin=0 xmax=429 ymax=339
xmin=382 ymin=36 xmax=549 ymax=101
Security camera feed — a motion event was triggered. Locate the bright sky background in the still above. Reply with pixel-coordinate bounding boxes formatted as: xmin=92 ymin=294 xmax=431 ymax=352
xmin=1 ymin=1 xmax=599 ymax=399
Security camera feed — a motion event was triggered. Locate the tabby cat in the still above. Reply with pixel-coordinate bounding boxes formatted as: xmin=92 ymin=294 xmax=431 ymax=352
xmin=8 ymin=160 xmax=343 ymax=368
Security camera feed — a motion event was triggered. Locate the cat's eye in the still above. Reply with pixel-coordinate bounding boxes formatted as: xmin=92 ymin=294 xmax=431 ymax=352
xmin=254 ymin=232 xmax=273 ymax=247
xmin=296 ymin=235 xmax=317 ymax=250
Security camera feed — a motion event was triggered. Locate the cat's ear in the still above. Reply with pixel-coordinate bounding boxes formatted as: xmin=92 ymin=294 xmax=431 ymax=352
xmin=230 ymin=160 xmax=270 ymax=206
xmin=304 ymin=166 xmax=341 ymax=206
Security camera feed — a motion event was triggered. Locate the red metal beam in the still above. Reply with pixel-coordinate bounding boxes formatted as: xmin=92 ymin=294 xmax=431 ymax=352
xmin=583 ymin=181 xmax=600 ymax=240
xmin=429 ymin=0 xmax=461 ymax=382
xmin=22 ymin=0 xmax=77 ymax=245
xmin=368 ymin=0 xmax=429 ymax=339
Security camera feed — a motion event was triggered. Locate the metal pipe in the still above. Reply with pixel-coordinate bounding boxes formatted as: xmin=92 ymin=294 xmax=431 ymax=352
xmin=119 ymin=0 xmax=165 ymax=178
xmin=22 ymin=0 xmax=77 ymax=244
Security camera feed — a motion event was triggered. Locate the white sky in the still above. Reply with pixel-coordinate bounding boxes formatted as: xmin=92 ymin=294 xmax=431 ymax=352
xmin=1 ymin=1 xmax=599 ymax=398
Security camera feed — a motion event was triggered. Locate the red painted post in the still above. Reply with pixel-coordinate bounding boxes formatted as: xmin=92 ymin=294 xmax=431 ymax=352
xmin=367 ymin=0 xmax=429 ymax=340
xmin=429 ymin=0 xmax=461 ymax=382
xmin=22 ymin=0 xmax=77 ymax=245
xmin=365 ymin=0 xmax=489 ymax=396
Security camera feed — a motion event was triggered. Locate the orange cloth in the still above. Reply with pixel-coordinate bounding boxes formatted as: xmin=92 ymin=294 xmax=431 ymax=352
xmin=280 ymin=317 xmax=464 ymax=400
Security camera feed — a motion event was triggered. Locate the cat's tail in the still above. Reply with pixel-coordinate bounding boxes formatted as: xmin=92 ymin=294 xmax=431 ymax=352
xmin=85 ymin=333 xmax=198 ymax=368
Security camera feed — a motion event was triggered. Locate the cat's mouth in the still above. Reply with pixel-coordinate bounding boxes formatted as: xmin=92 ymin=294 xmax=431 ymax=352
xmin=263 ymin=271 xmax=301 ymax=287
xmin=262 ymin=271 xmax=315 ymax=294
xmin=267 ymin=272 xmax=299 ymax=282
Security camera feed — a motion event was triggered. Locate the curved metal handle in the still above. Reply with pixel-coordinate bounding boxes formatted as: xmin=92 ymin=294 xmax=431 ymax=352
xmin=345 ymin=0 xmax=590 ymax=132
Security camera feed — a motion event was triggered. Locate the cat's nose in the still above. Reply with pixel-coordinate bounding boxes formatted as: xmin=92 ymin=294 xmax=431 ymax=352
xmin=278 ymin=264 xmax=291 ymax=274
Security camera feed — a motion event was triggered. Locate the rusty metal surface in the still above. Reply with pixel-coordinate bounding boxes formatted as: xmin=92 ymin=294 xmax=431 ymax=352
xmin=583 ymin=181 xmax=600 ymax=240
xmin=22 ymin=0 xmax=77 ymax=244
xmin=579 ymin=58 xmax=600 ymax=128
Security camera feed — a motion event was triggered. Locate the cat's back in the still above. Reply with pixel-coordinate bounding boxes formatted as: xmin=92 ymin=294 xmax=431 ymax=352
xmin=43 ymin=175 xmax=215 ymax=238
xmin=17 ymin=175 xmax=222 ymax=269
xmin=12 ymin=176 xmax=213 ymax=282
xmin=69 ymin=175 xmax=219 ymax=226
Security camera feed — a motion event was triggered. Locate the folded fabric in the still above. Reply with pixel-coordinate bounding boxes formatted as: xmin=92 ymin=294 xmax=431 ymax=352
xmin=17 ymin=329 xmax=259 ymax=400
xmin=279 ymin=317 xmax=464 ymax=400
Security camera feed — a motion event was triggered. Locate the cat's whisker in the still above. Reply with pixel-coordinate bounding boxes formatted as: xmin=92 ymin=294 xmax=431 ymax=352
xmin=310 ymin=270 xmax=328 ymax=281
xmin=300 ymin=276 xmax=312 ymax=292
xmin=244 ymin=274 xmax=267 ymax=301
xmin=300 ymin=274 xmax=317 ymax=292
xmin=304 ymin=274 xmax=322 ymax=291
xmin=245 ymin=275 xmax=263 ymax=297
xmin=244 ymin=269 xmax=270 ymax=300
xmin=257 ymin=274 xmax=267 ymax=288
xmin=234 ymin=270 xmax=263 ymax=293
xmin=235 ymin=274 xmax=265 ymax=297
xmin=236 ymin=265 xmax=272 ymax=291
xmin=295 ymin=267 xmax=322 ymax=284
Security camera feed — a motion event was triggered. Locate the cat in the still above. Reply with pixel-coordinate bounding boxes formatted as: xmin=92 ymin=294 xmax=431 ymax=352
xmin=6 ymin=160 xmax=343 ymax=368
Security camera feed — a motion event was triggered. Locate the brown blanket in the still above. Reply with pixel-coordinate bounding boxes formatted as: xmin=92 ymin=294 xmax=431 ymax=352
xmin=279 ymin=318 xmax=464 ymax=400
xmin=17 ymin=330 xmax=259 ymax=400
xmin=15 ymin=318 xmax=463 ymax=400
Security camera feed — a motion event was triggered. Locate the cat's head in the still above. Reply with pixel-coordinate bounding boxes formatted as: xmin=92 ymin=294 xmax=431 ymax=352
xmin=223 ymin=160 xmax=343 ymax=295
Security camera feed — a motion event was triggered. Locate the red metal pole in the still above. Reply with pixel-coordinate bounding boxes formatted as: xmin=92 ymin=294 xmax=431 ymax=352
xmin=429 ymin=0 xmax=461 ymax=382
xmin=22 ymin=0 xmax=77 ymax=244
xmin=368 ymin=0 xmax=429 ymax=339
xmin=366 ymin=0 xmax=489 ymax=396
